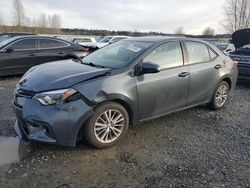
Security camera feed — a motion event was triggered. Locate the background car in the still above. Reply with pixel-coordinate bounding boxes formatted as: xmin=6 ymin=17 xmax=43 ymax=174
xmin=80 ymin=35 xmax=131 ymax=56
xmin=0 ymin=36 xmax=84 ymax=76
xmin=13 ymin=37 xmax=238 ymax=149
xmin=230 ymin=28 xmax=250 ymax=82
xmin=0 ymin=32 xmax=35 ymax=43
xmin=72 ymin=37 xmax=97 ymax=45
xmin=214 ymin=42 xmax=235 ymax=55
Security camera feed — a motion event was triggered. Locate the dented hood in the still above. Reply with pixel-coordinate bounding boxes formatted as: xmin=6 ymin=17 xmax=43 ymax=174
xmin=232 ymin=28 xmax=250 ymax=49
xmin=17 ymin=59 xmax=110 ymax=92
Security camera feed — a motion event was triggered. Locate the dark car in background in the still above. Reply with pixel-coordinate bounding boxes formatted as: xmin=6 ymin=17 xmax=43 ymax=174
xmin=230 ymin=28 xmax=250 ymax=81
xmin=13 ymin=37 xmax=238 ymax=149
xmin=0 ymin=32 xmax=35 ymax=43
xmin=0 ymin=36 xmax=84 ymax=76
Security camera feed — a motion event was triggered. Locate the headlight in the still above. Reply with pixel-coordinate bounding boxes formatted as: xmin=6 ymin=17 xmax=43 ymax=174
xmin=33 ymin=88 xmax=77 ymax=105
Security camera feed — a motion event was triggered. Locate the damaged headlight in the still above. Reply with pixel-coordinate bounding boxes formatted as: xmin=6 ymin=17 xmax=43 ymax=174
xmin=33 ymin=88 xmax=77 ymax=105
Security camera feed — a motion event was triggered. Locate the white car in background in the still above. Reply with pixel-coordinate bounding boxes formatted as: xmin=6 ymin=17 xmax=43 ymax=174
xmin=80 ymin=35 xmax=131 ymax=56
xmin=72 ymin=37 xmax=97 ymax=46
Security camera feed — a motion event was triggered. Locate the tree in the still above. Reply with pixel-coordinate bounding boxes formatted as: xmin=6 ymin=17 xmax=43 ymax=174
xmin=174 ymin=26 xmax=185 ymax=35
xmin=0 ymin=14 xmax=3 ymax=26
xmin=12 ymin=0 xmax=25 ymax=29
xmin=37 ymin=14 xmax=48 ymax=28
xmin=202 ymin=27 xmax=215 ymax=36
xmin=51 ymin=14 xmax=61 ymax=28
xmin=222 ymin=0 xmax=250 ymax=33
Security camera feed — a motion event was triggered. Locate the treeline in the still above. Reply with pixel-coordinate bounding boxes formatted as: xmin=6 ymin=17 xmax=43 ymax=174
xmin=0 ymin=25 xmax=62 ymax=34
xmin=0 ymin=0 xmax=62 ymax=34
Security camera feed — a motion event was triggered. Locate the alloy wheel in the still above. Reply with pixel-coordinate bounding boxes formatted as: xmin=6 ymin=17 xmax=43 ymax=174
xmin=215 ymin=83 xmax=229 ymax=107
xmin=94 ymin=109 xmax=125 ymax=144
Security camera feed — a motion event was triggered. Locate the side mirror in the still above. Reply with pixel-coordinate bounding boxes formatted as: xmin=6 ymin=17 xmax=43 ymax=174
xmin=141 ymin=62 xmax=160 ymax=74
xmin=5 ymin=47 xmax=14 ymax=53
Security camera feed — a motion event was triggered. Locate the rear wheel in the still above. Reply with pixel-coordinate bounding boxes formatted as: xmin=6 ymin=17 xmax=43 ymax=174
xmin=84 ymin=102 xmax=129 ymax=148
xmin=209 ymin=81 xmax=230 ymax=110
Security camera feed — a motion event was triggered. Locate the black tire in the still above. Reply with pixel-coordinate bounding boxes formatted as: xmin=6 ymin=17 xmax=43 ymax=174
xmin=208 ymin=81 xmax=230 ymax=110
xmin=84 ymin=102 xmax=129 ymax=149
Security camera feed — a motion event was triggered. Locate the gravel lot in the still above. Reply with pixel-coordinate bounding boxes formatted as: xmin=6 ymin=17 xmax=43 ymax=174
xmin=0 ymin=76 xmax=249 ymax=188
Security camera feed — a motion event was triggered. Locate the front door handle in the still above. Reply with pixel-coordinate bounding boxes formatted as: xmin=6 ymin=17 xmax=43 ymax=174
xmin=29 ymin=52 xmax=37 ymax=56
xmin=178 ymin=72 xmax=190 ymax=78
xmin=214 ymin=64 xmax=222 ymax=69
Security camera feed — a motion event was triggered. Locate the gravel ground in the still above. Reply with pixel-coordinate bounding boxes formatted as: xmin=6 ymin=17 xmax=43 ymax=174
xmin=0 ymin=76 xmax=249 ymax=188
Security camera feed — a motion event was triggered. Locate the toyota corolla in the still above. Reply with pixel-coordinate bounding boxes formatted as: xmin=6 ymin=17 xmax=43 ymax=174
xmin=13 ymin=37 xmax=238 ymax=148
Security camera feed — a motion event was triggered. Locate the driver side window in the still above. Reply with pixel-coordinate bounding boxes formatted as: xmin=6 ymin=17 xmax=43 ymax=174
xmin=9 ymin=39 xmax=36 ymax=51
xmin=144 ymin=42 xmax=183 ymax=69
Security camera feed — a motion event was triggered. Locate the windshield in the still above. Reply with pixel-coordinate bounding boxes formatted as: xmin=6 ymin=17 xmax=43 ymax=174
xmin=82 ymin=40 xmax=154 ymax=68
xmin=99 ymin=36 xmax=112 ymax=43
xmin=0 ymin=35 xmax=10 ymax=43
xmin=0 ymin=37 xmax=18 ymax=49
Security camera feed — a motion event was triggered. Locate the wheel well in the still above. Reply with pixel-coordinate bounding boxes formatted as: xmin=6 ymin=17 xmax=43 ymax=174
xmin=111 ymin=99 xmax=134 ymax=126
xmin=222 ymin=77 xmax=232 ymax=90
xmin=77 ymin=99 xmax=134 ymax=143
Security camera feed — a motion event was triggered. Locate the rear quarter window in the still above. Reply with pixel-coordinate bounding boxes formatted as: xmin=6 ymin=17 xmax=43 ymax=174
xmin=39 ymin=39 xmax=69 ymax=49
xmin=185 ymin=41 xmax=211 ymax=64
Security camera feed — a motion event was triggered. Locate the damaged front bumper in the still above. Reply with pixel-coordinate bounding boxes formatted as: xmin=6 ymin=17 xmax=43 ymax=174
xmin=12 ymin=96 xmax=94 ymax=147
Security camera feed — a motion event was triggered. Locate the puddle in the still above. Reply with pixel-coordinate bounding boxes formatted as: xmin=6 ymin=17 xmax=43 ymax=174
xmin=0 ymin=136 xmax=33 ymax=175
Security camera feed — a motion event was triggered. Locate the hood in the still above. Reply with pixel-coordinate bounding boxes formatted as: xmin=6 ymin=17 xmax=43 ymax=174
xmin=232 ymin=28 xmax=250 ymax=49
xmin=81 ymin=42 xmax=109 ymax=49
xmin=17 ymin=60 xmax=110 ymax=92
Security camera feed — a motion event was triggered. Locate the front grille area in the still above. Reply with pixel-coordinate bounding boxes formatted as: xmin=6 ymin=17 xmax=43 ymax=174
xmin=15 ymin=89 xmax=35 ymax=98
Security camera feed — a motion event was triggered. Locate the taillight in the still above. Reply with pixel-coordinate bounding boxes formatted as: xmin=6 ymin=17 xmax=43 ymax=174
xmin=232 ymin=61 xmax=238 ymax=67
xmin=83 ymin=48 xmax=89 ymax=52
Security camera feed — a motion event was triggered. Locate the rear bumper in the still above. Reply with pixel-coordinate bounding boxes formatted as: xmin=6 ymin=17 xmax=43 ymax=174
xmin=12 ymin=98 xmax=94 ymax=147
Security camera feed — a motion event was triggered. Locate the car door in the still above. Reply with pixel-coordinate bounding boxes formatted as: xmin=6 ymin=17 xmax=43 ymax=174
xmin=0 ymin=38 xmax=38 ymax=75
xmin=136 ymin=41 xmax=190 ymax=120
xmin=36 ymin=38 xmax=70 ymax=64
xmin=183 ymin=41 xmax=222 ymax=105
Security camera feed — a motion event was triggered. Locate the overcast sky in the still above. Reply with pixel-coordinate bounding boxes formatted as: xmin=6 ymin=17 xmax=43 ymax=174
xmin=0 ymin=0 xmax=226 ymax=34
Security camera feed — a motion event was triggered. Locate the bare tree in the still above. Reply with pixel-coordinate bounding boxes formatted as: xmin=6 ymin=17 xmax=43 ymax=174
xmin=202 ymin=27 xmax=215 ymax=36
xmin=51 ymin=14 xmax=61 ymax=29
xmin=12 ymin=0 xmax=26 ymax=30
xmin=37 ymin=14 xmax=48 ymax=28
xmin=222 ymin=0 xmax=250 ymax=33
xmin=174 ymin=26 xmax=185 ymax=35
xmin=0 ymin=13 xmax=3 ymax=26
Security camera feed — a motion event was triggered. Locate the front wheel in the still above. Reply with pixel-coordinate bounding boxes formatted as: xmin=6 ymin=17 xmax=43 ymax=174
xmin=208 ymin=81 xmax=230 ymax=110
xmin=84 ymin=102 xmax=129 ymax=148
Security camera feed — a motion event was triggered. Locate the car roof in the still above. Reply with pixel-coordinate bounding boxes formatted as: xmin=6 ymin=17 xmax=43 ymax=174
xmin=5 ymin=35 xmax=69 ymax=42
xmin=125 ymin=36 xmax=211 ymax=44
xmin=126 ymin=36 xmax=185 ymax=42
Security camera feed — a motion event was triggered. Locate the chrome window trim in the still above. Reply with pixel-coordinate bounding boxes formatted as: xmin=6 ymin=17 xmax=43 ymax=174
xmin=1 ymin=38 xmax=70 ymax=52
xmin=38 ymin=38 xmax=70 ymax=50
xmin=1 ymin=38 xmax=37 ymax=51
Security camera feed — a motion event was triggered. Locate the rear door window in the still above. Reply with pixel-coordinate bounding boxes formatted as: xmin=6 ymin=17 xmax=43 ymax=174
xmin=39 ymin=39 xmax=69 ymax=49
xmin=144 ymin=42 xmax=184 ymax=69
xmin=9 ymin=39 xmax=36 ymax=50
xmin=185 ymin=41 xmax=211 ymax=64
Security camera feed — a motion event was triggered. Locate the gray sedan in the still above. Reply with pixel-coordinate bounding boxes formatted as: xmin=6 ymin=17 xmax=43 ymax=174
xmin=13 ymin=36 xmax=238 ymax=148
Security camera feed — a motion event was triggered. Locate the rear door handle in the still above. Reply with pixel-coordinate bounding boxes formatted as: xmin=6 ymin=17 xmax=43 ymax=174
xmin=178 ymin=72 xmax=190 ymax=78
xmin=58 ymin=51 xmax=65 ymax=55
xmin=214 ymin=64 xmax=222 ymax=69
xmin=29 ymin=52 xmax=37 ymax=56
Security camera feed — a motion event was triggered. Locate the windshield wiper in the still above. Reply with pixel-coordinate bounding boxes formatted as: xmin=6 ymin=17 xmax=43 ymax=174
xmin=81 ymin=61 xmax=106 ymax=68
